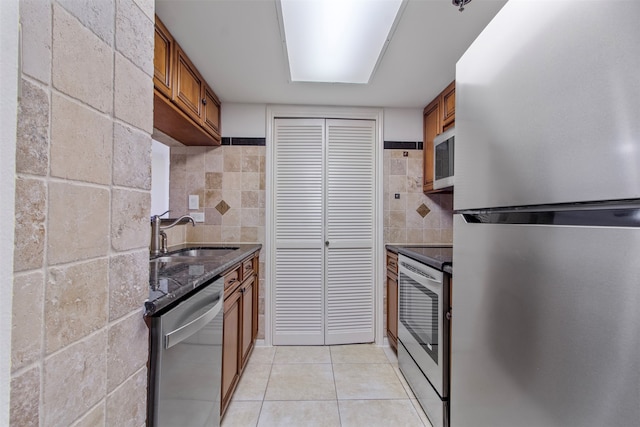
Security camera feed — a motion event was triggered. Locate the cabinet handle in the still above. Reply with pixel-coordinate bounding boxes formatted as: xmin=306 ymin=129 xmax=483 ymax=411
xmin=202 ymin=98 xmax=207 ymax=105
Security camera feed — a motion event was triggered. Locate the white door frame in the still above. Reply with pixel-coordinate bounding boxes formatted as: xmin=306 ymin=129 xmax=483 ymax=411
xmin=1 ymin=0 xmax=19 ymax=422
xmin=265 ymin=105 xmax=384 ymax=346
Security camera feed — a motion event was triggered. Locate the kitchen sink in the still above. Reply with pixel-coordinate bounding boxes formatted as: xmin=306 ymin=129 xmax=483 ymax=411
xmin=174 ymin=247 xmax=239 ymax=257
xmin=150 ymin=247 xmax=240 ymax=263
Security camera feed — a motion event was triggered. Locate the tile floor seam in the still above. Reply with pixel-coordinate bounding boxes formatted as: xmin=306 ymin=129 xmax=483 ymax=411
xmin=256 ymin=347 xmax=274 ymax=425
xmin=254 ymin=350 xmax=273 ymax=427
xmin=223 ymin=345 xmax=432 ymax=427
xmin=330 ymin=357 xmax=343 ymax=426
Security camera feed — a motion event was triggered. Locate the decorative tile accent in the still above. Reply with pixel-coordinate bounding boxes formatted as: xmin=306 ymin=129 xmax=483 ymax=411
xmin=384 ymin=141 xmax=421 ymax=150
xmin=222 ymin=137 xmax=266 ymax=146
xmin=416 ymin=203 xmax=431 ymax=218
xmin=216 ymin=200 xmax=230 ymax=215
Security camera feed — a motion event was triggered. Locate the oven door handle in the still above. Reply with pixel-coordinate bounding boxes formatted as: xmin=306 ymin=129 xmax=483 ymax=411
xmin=164 ymin=297 xmax=222 ymax=349
xmin=400 ymin=262 xmax=442 ymax=283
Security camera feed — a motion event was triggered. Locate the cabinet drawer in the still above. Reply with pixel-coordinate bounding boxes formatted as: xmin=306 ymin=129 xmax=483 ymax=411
xmin=224 ymin=267 xmax=241 ymax=293
xmin=387 ymin=252 xmax=398 ymax=274
xmin=242 ymin=256 xmax=255 ymax=278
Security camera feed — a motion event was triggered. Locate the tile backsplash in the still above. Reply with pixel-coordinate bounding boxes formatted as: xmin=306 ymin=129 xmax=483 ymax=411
xmin=384 ymin=148 xmax=453 ymax=245
xmin=168 ymin=144 xmax=267 ymax=339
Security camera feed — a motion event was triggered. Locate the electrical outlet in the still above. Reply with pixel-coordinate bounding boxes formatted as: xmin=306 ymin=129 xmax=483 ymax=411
xmin=191 ymin=212 xmax=205 ymax=222
xmin=188 ymin=195 xmax=199 ymax=210
xmin=403 ymin=151 xmax=409 ymax=157
xmin=395 ymin=193 xmax=400 ymax=199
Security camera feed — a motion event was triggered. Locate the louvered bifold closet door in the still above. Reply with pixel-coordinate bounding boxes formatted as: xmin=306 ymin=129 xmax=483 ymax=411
xmin=273 ymin=119 xmax=325 ymax=345
xmin=325 ymin=119 xmax=375 ymax=345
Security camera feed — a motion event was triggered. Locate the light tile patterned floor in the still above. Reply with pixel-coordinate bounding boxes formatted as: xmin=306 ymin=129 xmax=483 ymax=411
xmin=221 ymin=344 xmax=433 ymax=427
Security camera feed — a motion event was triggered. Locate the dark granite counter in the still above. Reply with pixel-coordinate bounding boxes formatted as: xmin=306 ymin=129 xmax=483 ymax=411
xmin=146 ymin=243 xmax=261 ymax=316
xmin=386 ymin=245 xmax=453 ymax=274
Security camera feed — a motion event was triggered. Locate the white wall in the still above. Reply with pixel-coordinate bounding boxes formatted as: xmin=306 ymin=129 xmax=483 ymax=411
xmin=221 ymin=103 xmax=422 ymax=142
xmin=151 ymin=139 xmax=170 ymax=216
xmin=221 ymin=103 xmax=267 ymax=137
xmin=0 ymin=0 xmax=18 ymax=423
xmin=382 ymin=107 xmax=422 ymax=141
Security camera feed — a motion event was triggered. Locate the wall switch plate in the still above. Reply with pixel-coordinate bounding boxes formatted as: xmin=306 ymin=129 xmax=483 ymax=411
xmin=395 ymin=193 xmax=400 ymax=199
xmin=188 ymin=195 xmax=199 ymax=210
xmin=192 ymin=212 xmax=205 ymax=222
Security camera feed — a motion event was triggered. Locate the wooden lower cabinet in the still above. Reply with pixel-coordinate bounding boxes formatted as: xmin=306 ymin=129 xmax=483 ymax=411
xmin=221 ymin=286 xmax=241 ymax=412
xmin=240 ymin=275 xmax=255 ymax=368
xmin=386 ymin=251 xmax=399 ymax=352
xmin=221 ymin=251 xmax=260 ymax=417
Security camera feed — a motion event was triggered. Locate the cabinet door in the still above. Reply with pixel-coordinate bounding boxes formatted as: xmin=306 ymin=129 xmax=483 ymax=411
xmin=252 ymin=255 xmax=259 ymax=341
xmin=441 ymin=80 xmax=456 ymax=131
xmin=173 ymin=44 xmax=203 ymax=125
xmin=423 ymin=98 xmax=440 ymax=192
xmin=153 ymin=17 xmax=173 ymax=98
xmin=240 ymin=275 xmax=255 ymax=369
xmin=387 ymin=272 xmax=398 ymax=351
xmin=221 ymin=289 xmax=241 ymax=415
xmin=202 ymin=84 xmax=221 ymax=141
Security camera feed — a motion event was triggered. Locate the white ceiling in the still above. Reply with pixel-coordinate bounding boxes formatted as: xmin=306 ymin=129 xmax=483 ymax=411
xmin=155 ymin=0 xmax=507 ymax=109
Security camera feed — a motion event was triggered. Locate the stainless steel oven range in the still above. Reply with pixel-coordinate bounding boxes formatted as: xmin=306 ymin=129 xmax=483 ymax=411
xmin=398 ymin=254 xmax=451 ymax=427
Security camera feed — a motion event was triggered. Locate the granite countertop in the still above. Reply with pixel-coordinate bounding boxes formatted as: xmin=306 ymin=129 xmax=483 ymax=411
xmin=146 ymin=243 xmax=262 ymax=316
xmin=386 ymin=244 xmax=453 ymax=274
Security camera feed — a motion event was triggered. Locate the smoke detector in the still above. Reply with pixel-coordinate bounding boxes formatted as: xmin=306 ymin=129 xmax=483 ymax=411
xmin=452 ymin=0 xmax=472 ymax=12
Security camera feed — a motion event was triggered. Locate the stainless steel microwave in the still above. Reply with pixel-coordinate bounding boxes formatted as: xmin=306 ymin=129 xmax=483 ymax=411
xmin=433 ymin=127 xmax=454 ymax=190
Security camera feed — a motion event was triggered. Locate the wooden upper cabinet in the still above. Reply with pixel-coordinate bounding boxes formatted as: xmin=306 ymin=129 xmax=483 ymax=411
xmin=441 ymin=81 xmax=456 ymax=131
xmin=423 ymin=80 xmax=455 ymax=193
xmin=423 ymin=98 xmax=440 ymax=192
xmin=202 ymin=84 xmax=221 ymax=139
xmin=153 ymin=17 xmax=173 ymax=98
xmin=153 ymin=15 xmax=221 ymax=146
xmin=173 ymin=44 xmax=204 ymax=125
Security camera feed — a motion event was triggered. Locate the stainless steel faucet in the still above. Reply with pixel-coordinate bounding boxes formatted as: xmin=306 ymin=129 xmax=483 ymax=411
xmin=150 ymin=211 xmax=196 ymax=256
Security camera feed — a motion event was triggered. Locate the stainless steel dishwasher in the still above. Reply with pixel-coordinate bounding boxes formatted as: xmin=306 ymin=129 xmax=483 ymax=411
xmin=148 ymin=276 xmax=224 ymax=427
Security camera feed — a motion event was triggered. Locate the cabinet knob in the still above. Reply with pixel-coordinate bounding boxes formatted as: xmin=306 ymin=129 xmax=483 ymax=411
xmin=202 ymin=98 xmax=207 ymax=105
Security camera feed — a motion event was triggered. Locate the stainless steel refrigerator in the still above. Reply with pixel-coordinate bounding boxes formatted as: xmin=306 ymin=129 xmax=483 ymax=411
xmin=452 ymin=1 xmax=640 ymax=426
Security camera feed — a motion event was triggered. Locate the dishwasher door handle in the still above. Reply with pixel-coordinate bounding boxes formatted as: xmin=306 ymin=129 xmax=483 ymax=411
xmin=164 ymin=298 xmax=222 ymax=349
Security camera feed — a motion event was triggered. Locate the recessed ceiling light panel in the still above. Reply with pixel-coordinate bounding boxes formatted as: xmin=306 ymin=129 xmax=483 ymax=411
xmin=278 ymin=0 xmax=405 ymax=84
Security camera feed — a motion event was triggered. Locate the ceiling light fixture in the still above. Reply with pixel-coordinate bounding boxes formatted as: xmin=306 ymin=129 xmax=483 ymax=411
xmin=452 ymin=0 xmax=472 ymax=12
xmin=277 ymin=0 xmax=405 ymax=84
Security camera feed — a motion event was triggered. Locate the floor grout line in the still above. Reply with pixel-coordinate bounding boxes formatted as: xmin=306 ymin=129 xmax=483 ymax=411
xmin=225 ymin=345 xmax=426 ymax=427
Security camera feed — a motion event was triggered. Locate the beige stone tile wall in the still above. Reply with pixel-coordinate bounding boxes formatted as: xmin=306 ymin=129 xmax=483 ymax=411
xmin=169 ymin=145 xmax=267 ymax=338
xmin=11 ymin=0 xmax=153 ymax=425
xmin=384 ymin=149 xmax=454 ymax=245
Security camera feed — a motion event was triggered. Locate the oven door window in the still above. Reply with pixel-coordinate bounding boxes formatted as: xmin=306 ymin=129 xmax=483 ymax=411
xmin=399 ymin=272 xmax=439 ymax=364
